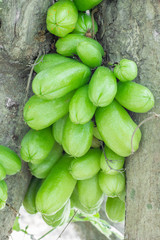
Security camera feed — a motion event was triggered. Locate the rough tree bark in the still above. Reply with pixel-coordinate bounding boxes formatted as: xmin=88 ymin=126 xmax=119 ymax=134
xmin=97 ymin=0 xmax=160 ymax=240
xmin=0 ymin=1 xmax=54 ymax=239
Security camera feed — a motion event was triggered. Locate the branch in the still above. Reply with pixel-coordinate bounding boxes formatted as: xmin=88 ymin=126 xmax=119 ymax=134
xmin=131 ymin=112 xmax=160 ymax=154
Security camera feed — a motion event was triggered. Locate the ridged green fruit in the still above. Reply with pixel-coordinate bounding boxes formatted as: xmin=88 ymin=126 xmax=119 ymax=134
xmin=0 ymin=164 xmax=6 ymax=181
xmin=78 ymin=175 xmax=104 ymax=210
xmin=91 ymin=136 xmax=101 ymax=148
xmin=88 ymin=67 xmax=117 ymax=107
xmin=29 ymin=142 xmax=63 ymax=179
xmin=0 ymin=180 xmax=8 ymax=210
xmin=100 ymin=146 xmax=125 ymax=175
xmin=93 ymin=127 xmax=103 ymax=141
xmin=116 ymin=81 xmax=155 ymax=113
xmin=23 ymin=92 xmax=74 ymax=130
xmin=69 ymin=149 xmax=101 ymax=180
xmin=73 ymin=13 xmax=98 ymax=35
xmin=0 ymin=145 xmax=21 ymax=175
xmin=42 ymin=200 xmax=70 ymax=227
xmin=114 ymin=59 xmax=138 ymax=82
xmin=95 ymin=100 xmax=141 ymax=157
xmin=52 ymin=115 xmax=68 ymax=145
xmin=46 ymin=0 xmax=78 ymax=37
xmin=69 ymin=85 xmax=96 ymax=124
xmin=32 ymin=61 xmax=91 ymax=100
xmin=20 ymin=128 xmax=54 ymax=164
xmin=62 ymin=117 xmax=93 ymax=157
xmin=34 ymin=54 xmax=76 ymax=73
xmin=71 ymin=185 xmax=100 ymax=215
xmin=99 ymin=171 xmax=125 ymax=197
xmin=118 ymin=189 xmax=126 ymax=202
xmin=23 ymin=177 xmax=42 ymax=214
xmin=73 ymin=0 xmax=103 ymax=11
xmin=36 ymin=155 xmax=76 ymax=215
xmin=77 ymin=41 xmax=102 ymax=68
xmin=56 ymin=34 xmax=104 ymax=57
xmin=106 ymin=197 xmax=125 ymax=223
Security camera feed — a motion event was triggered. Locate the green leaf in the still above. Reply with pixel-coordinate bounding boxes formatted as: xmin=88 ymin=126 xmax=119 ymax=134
xmin=12 ymin=217 xmax=21 ymax=232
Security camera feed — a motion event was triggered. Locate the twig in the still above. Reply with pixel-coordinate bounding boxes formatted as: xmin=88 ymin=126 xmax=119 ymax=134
xmin=6 ymin=203 xmax=20 ymax=216
xmin=32 ymin=54 xmax=45 ymax=68
xmin=101 ymin=143 xmax=125 ymax=174
xmin=91 ymin=8 xmax=98 ymax=38
xmin=38 ymin=228 xmax=55 ymax=240
xmin=24 ymin=52 xmax=43 ymax=104
xmin=131 ymin=112 xmax=160 ymax=154
xmin=55 ymin=210 xmax=78 ymax=240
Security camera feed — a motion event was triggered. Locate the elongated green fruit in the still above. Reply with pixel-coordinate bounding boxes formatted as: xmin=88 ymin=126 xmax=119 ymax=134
xmin=34 ymin=54 xmax=76 ymax=73
xmin=95 ymin=100 xmax=141 ymax=157
xmin=88 ymin=67 xmax=117 ymax=107
xmin=106 ymin=197 xmax=125 ymax=223
xmin=73 ymin=13 xmax=98 ymax=36
xmin=0 ymin=145 xmax=21 ymax=175
xmin=99 ymin=171 xmax=125 ymax=197
xmin=73 ymin=0 xmax=103 ymax=11
xmin=36 ymin=154 xmax=76 ymax=215
xmin=52 ymin=115 xmax=68 ymax=145
xmin=20 ymin=127 xmax=55 ymax=164
xmin=77 ymin=41 xmax=102 ymax=68
xmin=62 ymin=117 xmax=93 ymax=157
xmin=69 ymin=85 xmax=96 ymax=124
xmin=0 ymin=164 xmax=6 ymax=181
xmin=23 ymin=177 xmax=42 ymax=214
xmin=93 ymin=127 xmax=103 ymax=141
xmin=24 ymin=92 xmax=74 ymax=130
xmin=69 ymin=149 xmax=101 ymax=180
xmin=114 ymin=59 xmax=138 ymax=82
xmin=78 ymin=175 xmax=104 ymax=209
xmin=32 ymin=61 xmax=91 ymax=100
xmin=91 ymin=136 xmax=101 ymax=148
xmin=0 ymin=180 xmax=8 ymax=210
xmin=118 ymin=189 xmax=126 ymax=202
xmin=71 ymin=185 xmax=100 ymax=215
xmin=46 ymin=0 xmax=78 ymax=37
xmin=29 ymin=142 xmax=63 ymax=179
xmin=56 ymin=34 xmax=104 ymax=57
xmin=42 ymin=200 xmax=70 ymax=227
xmin=100 ymin=146 xmax=125 ymax=175
xmin=116 ymin=81 xmax=155 ymax=113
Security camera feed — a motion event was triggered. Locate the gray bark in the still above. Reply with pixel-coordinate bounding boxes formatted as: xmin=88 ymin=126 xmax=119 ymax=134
xmin=98 ymin=0 xmax=160 ymax=240
xmin=0 ymin=1 xmax=53 ymax=239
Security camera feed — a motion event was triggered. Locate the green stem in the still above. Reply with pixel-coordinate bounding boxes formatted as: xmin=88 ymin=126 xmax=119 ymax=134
xmin=55 ymin=210 xmax=78 ymax=240
xmin=38 ymin=228 xmax=55 ymax=240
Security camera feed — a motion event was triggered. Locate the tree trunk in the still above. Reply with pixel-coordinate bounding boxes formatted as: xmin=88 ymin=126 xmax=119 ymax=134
xmin=98 ymin=0 xmax=160 ymax=239
xmin=0 ymin=1 xmax=53 ymax=239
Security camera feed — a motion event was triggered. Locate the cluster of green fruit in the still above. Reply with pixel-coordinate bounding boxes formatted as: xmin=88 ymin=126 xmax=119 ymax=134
xmin=0 ymin=0 xmax=155 ymax=231
xmin=0 ymin=146 xmax=21 ymax=210
xmin=20 ymin=0 xmax=155 ymax=227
